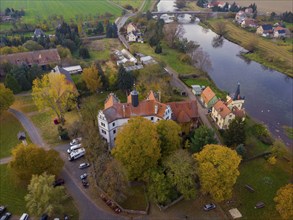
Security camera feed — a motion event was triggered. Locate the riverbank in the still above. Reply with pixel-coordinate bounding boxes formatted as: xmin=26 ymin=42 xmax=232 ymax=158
xmin=202 ymin=19 xmax=293 ymax=78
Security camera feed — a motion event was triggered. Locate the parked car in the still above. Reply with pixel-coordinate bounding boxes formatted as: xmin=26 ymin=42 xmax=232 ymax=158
xmin=79 ymin=163 xmax=90 ymax=169
xmin=70 ymin=137 xmax=82 ymax=146
xmin=0 ymin=212 xmax=11 ymax=220
xmin=80 ymin=173 xmax=87 ymax=180
xmin=0 ymin=206 xmax=6 ymax=215
xmin=255 ymin=202 xmax=265 ymax=209
xmin=53 ymin=178 xmax=65 ymax=187
xmin=40 ymin=214 xmax=48 ymax=220
xmin=203 ymin=203 xmax=216 ymax=211
xmin=19 ymin=213 xmax=29 ymax=220
xmin=82 ymin=179 xmax=89 ymax=188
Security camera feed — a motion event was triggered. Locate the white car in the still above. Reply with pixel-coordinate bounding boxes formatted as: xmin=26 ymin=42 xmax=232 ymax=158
xmin=70 ymin=137 xmax=82 ymax=146
xmin=79 ymin=163 xmax=90 ymax=169
xmin=80 ymin=173 xmax=88 ymax=180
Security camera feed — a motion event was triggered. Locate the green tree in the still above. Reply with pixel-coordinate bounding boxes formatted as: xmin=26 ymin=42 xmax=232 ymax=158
xmin=82 ymin=65 xmax=102 ymax=93
xmin=117 ymin=65 xmax=134 ymax=94
xmin=99 ymin=159 xmax=129 ymax=202
xmin=23 ymin=40 xmax=44 ymax=51
xmin=224 ymin=117 xmax=246 ymax=147
xmin=164 ymin=149 xmax=197 ymax=199
xmin=274 ymin=184 xmax=293 ymax=219
xmin=190 ymin=125 xmax=217 ymax=153
xmin=156 ymin=120 xmax=181 ymax=158
xmin=194 ymin=144 xmax=241 ymax=202
xmin=146 ymin=168 xmax=172 ymax=204
xmin=9 ymin=144 xmax=64 ymax=184
xmin=4 ymin=74 xmax=21 ymax=94
xmin=25 ymin=173 xmax=68 ymax=217
xmin=0 ymin=84 xmax=14 ymax=114
xmin=96 ymin=21 xmax=104 ymax=34
xmin=235 ymin=144 xmax=247 ymax=158
xmin=79 ymin=47 xmax=90 ymax=59
xmin=155 ymin=43 xmax=162 ymax=54
xmin=32 ymin=73 xmax=78 ymax=124
xmin=112 ymin=117 xmax=161 ymax=180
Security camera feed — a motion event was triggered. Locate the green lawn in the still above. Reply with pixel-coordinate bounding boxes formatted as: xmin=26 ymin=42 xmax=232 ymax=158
xmin=0 ymin=111 xmax=28 ymax=159
xmin=112 ymin=0 xmax=144 ymax=10
xmin=230 ymin=158 xmax=290 ymax=220
xmin=120 ymin=185 xmax=148 ymax=210
xmin=0 ymin=0 xmax=122 ymax=31
xmin=130 ymin=43 xmax=200 ymax=75
xmin=0 ymin=164 xmax=79 ymax=218
xmin=0 ymin=164 xmax=28 ymax=215
xmin=182 ymin=77 xmax=227 ymax=99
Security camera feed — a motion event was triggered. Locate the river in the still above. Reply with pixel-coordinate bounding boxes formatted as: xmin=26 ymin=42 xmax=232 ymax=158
xmin=157 ymin=0 xmax=293 ymax=147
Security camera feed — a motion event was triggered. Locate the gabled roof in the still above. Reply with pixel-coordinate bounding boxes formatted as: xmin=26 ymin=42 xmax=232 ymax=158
xmin=167 ymin=100 xmax=198 ymax=123
xmin=276 ymin=30 xmax=286 ymax=34
xmin=147 ymin=90 xmax=158 ymax=101
xmin=104 ymin=93 xmax=120 ymax=109
xmin=274 ymin=26 xmax=286 ymax=31
xmin=232 ymin=106 xmax=245 ymax=118
xmin=102 ymin=99 xmax=169 ymax=123
xmin=213 ymin=100 xmax=231 ymax=118
xmin=0 ymin=49 xmax=60 ymax=66
xmin=201 ymin=86 xmax=216 ymax=104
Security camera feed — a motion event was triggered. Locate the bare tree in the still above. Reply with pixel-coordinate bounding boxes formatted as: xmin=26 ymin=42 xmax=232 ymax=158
xmin=214 ymin=21 xmax=227 ymax=36
xmin=164 ymin=23 xmax=185 ymax=48
xmin=245 ymin=36 xmax=259 ymax=52
xmin=189 ymin=47 xmax=212 ymax=72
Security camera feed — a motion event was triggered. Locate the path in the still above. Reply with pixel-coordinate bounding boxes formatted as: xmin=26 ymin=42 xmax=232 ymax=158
xmin=164 ymin=66 xmax=222 ymax=143
xmin=2 ymin=109 xmax=125 ymax=220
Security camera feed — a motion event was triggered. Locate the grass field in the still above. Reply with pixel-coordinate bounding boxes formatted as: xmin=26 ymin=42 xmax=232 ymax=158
xmin=120 ymin=185 xmax=148 ymax=210
xmin=0 ymin=111 xmax=28 ymax=159
xmin=130 ymin=42 xmax=200 ymax=74
xmin=182 ymin=77 xmax=227 ymax=99
xmin=112 ymin=0 xmax=144 ymax=10
xmin=0 ymin=164 xmax=79 ymax=218
xmin=0 ymin=0 xmax=122 ymax=24
xmin=206 ymin=19 xmax=293 ymax=77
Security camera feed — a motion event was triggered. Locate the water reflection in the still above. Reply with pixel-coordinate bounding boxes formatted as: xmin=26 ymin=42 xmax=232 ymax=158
xmin=211 ymin=36 xmax=224 ymax=48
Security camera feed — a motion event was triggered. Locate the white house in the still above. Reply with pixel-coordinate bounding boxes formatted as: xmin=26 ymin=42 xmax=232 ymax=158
xmin=98 ymin=90 xmax=172 ymax=149
xmin=128 ymin=32 xmax=138 ymax=42
xmin=127 ymin=23 xmax=137 ymax=34
xmin=63 ymin=65 xmax=83 ymax=74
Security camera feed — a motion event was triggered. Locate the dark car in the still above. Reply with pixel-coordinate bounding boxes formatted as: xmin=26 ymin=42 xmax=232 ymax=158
xmin=53 ymin=178 xmax=65 ymax=187
xmin=80 ymin=173 xmax=87 ymax=180
xmin=203 ymin=203 xmax=216 ymax=211
xmin=40 ymin=214 xmax=48 ymax=220
xmin=0 ymin=212 xmax=12 ymax=220
xmin=82 ymin=179 xmax=89 ymax=188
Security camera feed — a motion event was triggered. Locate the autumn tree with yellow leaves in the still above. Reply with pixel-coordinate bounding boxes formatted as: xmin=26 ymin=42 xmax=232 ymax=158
xmin=112 ymin=117 xmax=161 ymax=181
xmin=82 ymin=64 xmax=102 ymax=93
xmin=32 ymin=73 xmax=78 ymax=124
xmin=193 ymin=144 xmax=241 ymax=202
xmin=274 ymin=184 xmax=293 ymax=219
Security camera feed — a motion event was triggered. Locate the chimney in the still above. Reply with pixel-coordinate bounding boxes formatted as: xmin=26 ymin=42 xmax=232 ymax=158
xmin=155 ymin=104 xmax=158 ymax=114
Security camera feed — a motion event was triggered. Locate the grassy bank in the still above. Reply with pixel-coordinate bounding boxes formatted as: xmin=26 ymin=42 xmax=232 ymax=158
xmin=0 ymin=111 xmax=28 ymax=159
xmin=205 ymin=19 xmax=293 ymax=77
xmin=130 ymin=43 xmax=200 ymax=74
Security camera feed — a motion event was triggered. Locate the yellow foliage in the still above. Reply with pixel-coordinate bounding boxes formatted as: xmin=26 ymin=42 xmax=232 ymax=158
xmin=267 ymin=156 xmax=277 ymax=165
xmin=82 ymin=65 xmax=102 ymax=93
xmin=274 ymin=184 xmax=293 ymax=219
xmin=193 ymin=144 xmax=241 ymax=202
xmin=32 ymin=73 xmax=78 ymax=123
xmin=112 ymin=117 xmax=161 ymax=180
xmin=0 ymin=46 xmax=28 ymax=55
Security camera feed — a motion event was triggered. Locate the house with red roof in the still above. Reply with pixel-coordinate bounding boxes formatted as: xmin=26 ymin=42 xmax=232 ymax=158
xmin=211 ymin=83 xmax=245 ymax=129
xmin=200 ymin=86 xmax=218 ymax=109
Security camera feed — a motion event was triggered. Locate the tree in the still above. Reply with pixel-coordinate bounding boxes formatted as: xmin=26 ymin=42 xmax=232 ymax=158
xmin=79 ymin=47 xmax=90 ymax=59
xmin=95 ymin=62 xmax=109 ymax=90
xmin=164 ymin=149 xmax=197 ymax=199
xmin=156 ymin=120 xmax=181 ymax=158
xmin=274 ymin=184 xmax=293 ymax=219
xmin=9 ymin=144 xmax=64 ymax=184
xmin=99 ymin=159 xmax=129 ymax=202
xmin=117 ymin=65 xmax=134 ymax=94
xmin=82 ymin=65 xmax=103 ymax=93
xmin=9 ymin=66 xmax=31 ymax=91
xmin=189 ymin=47 xmax=212 ymax=72
xmin=23 ymin=40 xmax=44 ymax=51
xmin=194 ymin=144 xmax=241 ymax=202
xmin=235 ymin=144 xmax=247 ymax=158
xmin=155 ymin=43 xmax=162 ymax=54
xmin=146 ymin=168 xmax=172 ymax=204
xmin=176 ymin=0 xmax=187 ymax=9
xmin=32 ymin=73 xmax=78 ymax=125
xmin=0 ymin=84 xmax=14 ymax=114
xmin=224 ymin=117 xmax=246 ymax=147
xmin=146 ymin=10 xmax=152 ymax=20
xmin=214 ymin=21 xmax=227 ymax=36
xmin=163 ymin=23 xmax=185 ymax=48
xmin=197 ymin=0 xmax=208 ymax=8
xmin=4 ymin=74 xmax=21 ymax=94
xmin=25 ymin=173 xmax=68 ymax=217
xmin=190 ymin=125 xmax=217 ymax=153
xmin=106 ymin=23 xmax=113 ymax=38
xmin=112 ymin=23 xmax=118 ymax=38
xmin=96 ymin=21 xmax=104 ymax=34
xmin=112 ymin=117 xmax=161 ymax=180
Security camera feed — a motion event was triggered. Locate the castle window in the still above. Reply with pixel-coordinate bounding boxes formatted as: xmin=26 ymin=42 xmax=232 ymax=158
xmin=112 ymin=122 xmax=115 ymax=127
xmin=101 ymin=122 xmax=105 ymax=127
xmin=113 ymin=129 xmax=116 ymax=134
xmin=151 ymin=117 xmax=154 ymax=121
xmin=102 ymin=130 xmax=106 ymax=134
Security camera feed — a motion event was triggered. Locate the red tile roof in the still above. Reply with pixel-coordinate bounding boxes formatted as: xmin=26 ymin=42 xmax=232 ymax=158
xmin=201 ymin=86 xmax=216 ymax=104
xmin=232 ymin=106 xmax=246 ymax=118
xmin=167 ymin=100 xmax=199 ymax=123
xmin=213 ymin=100 xmax=231 ymax=118
xmin=0 ymin=49 xmax=60 ymax=66
xmin=104 ymin=93 xmax=120 ymax=109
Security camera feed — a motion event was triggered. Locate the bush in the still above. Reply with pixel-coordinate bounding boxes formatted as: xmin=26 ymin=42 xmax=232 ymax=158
xmin=58 ymin=126 xmax=69 ymax=140
xmin=236 ymin=144 xmax=247 ymax=158
xmin=267 ymin=156 xmax=277 ymax=165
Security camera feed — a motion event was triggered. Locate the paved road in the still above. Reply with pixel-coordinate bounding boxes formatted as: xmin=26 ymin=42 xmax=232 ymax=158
xmin=2 ymin=109 xmax=126 ymax=220
xmin=165 ymin=66 xmax=222 ymax=143
xmin=8 ymin=108 xmax=48 ymax=149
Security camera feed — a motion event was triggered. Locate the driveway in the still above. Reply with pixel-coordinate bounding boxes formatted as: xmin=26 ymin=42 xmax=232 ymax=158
xmin=3 ymin=109 xmax=126 ymax=220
